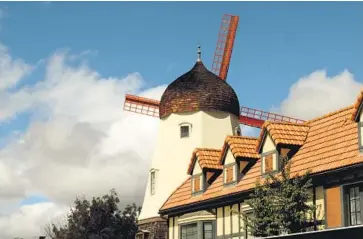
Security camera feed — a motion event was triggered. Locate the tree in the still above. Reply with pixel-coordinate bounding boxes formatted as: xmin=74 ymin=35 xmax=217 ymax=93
xmin=45 ymin=189 xmax=141 ymax=239
xmin=244 ymin=155 xmax=320 ymax=237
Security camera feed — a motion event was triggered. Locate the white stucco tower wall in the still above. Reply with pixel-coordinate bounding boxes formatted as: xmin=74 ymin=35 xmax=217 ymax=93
xmin=138 ymin=110 xmax=240 ymax=220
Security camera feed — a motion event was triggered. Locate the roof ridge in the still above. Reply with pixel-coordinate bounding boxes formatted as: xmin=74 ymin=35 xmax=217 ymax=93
xmin=264 ymin=120 xmax=308 ymax=127
xmin=225 ymin=135 xmax=258 ymax=142
xmin=194 ymin=147 xmax=221 ymax=152
xmin=304 ymin=105 xmax=354 ymax=124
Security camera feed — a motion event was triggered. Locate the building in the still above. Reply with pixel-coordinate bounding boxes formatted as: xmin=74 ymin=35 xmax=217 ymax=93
xmin=137 ymin=47 xmax=363 ymax=239
xmin=136 ymin=51 xmax=242 ymax=239
xmin=156 ymin=73 xmax=363 ymax=238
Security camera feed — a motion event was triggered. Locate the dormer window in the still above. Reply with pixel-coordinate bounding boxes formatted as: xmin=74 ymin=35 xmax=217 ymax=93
xmin=262 ymin=151 xmax=278 ymax=175
xmin=180 ymin=122 xmax=192 ymax=138
xmin=224 ymin=163 xmax=237 ymax=185
xmin=192 ymin=173 xmax=203 ymax=195
xmin=264 ymin=154 xmax=273 ymax=173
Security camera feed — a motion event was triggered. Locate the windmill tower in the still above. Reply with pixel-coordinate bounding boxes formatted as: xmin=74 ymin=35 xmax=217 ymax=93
xmin=127 ymin=15 xmax=304 ymax=239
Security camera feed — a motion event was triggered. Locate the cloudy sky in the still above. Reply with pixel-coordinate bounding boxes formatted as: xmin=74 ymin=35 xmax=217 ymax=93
xmin=0 ymin=2 xmax=363 ymax=238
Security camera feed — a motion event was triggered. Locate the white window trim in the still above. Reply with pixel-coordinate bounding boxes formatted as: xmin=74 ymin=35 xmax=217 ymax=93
xmin=150 ymin=168 xmax=158 ymax=195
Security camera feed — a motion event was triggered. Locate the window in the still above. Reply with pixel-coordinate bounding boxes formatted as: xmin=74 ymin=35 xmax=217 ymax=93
xmin=181 ymin=125 xmax=190 ymax=138
xmin=359 ymin=122 xmax=363 ymax=151
xmin=224 ymin=164 xmax=235 ymax=184
xmin=150 ymin=171 xmax=156 ymax=195
xmin=193 ymin=174 xmax=203 ymax=194
xmin=344 ymin=184 xmax=363 ymax=226
xmin=243 ymin=212 xmax=254 ymax=238
xmin=203 ymin=222 xmax=213 ymax=239
xmin=194 ymin=176 xmax=200 ymax=191
xmin=181 ymin=223 xmax=198 ymax=239
xmin=264 ymin=154 xmax=273 ymax=173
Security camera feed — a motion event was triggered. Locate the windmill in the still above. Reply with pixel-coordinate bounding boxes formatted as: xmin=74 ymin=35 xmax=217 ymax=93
xmin=132 ymin=14 xmax=305 ymax=239
xmin=123 ymin=14 xmax=305 ymax=130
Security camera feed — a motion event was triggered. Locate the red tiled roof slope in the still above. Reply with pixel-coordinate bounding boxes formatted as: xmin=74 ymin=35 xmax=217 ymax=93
xmin=160 ymin=106 xmax=362 ymax=211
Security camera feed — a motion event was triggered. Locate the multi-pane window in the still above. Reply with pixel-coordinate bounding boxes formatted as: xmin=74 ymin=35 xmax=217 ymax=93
xmin=181 ymin=223 xmax=198 ymax=239
xmin=150 ymin=171 xmax=156 ymax=195
xmin=348 ymin=186 xmax=362 ymax=225
xmin=203 ymin=222 xmax=213 ymax=239
xmin=181 ymin=222 xmax=214 ymax=239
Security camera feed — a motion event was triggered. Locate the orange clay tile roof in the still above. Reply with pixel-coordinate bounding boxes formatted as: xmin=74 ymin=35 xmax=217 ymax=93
xmin=220 ymin=136 xmax=259 ymax=163
xmin=160 ymin=106 xmax=362 ymax=212
xmin=187 ymin=148 xmax=223 ymax=175
xmin=351 ymin=88 xmax=363 ymax=121
xmin=256 ymin=121 xmax=310 ymax=152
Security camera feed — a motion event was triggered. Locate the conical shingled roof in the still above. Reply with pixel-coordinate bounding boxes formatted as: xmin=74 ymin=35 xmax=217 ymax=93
xmin=159 ymin=61 xmax=240 ymax=119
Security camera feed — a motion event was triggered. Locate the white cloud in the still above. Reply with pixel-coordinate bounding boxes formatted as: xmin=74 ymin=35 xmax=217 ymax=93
xmin=274 ymin=69 xmax=362 ymax=120
xmin=0 ymin=46 xmax=166 ymax=238
xmin=0 ymin=202 xmax=69 ymax=239
xmin=0 ymin=43 xmax=32 ymax=91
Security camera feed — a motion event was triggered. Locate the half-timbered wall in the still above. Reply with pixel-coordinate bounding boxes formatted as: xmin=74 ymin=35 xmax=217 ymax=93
xmin=167 ymin=189 xmax=325 ymax=239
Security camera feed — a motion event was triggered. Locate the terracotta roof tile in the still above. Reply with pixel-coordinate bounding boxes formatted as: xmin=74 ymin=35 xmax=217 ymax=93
xmin=187 ymin=148 xmax=222 ymax=175
xmin=160 ymin=106 xmax=363 ymax=212
xmin=220 ymin=136 xmax=259 ymax=163
xmin=257 ymin=121 xmax=310 ymax=152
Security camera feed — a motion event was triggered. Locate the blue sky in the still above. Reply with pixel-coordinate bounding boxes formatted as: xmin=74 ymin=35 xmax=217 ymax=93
xmin=1 ymin=1 xmax=362 ymax=141
xmin=0 ymin=2 xmax=363 ymax=236
xmin=2 ymin=2 xmax=363 ymax=103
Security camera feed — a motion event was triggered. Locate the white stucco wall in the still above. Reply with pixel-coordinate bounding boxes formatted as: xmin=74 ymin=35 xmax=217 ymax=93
xmin=138 ymin=110 xmax=240 ymax=220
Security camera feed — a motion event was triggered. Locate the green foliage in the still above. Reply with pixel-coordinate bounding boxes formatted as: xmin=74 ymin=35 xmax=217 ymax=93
xmin=244 ymin=156 xmax=320 ymax=237
xmin=46 ymin=189 xmax=141 ymax=239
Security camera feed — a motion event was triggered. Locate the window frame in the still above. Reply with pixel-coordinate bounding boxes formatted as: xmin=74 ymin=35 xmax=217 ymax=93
xmin=223 ymin=162 xmax=238 ymax=186
xmin=179 ymin=221 xmax=215 ymax=239
xmin=343 ymin=183 xmax=363 ymax=226
xmin=179 ymin=122 xmax=192 ymax=138
xmin=192 ymin=173 xmax=204 ymax=195
xmin=180 ymin=223 xmax=198 ymax=239
xmin=203 ymin=221 xmax=213 ymax=239
xmin=150 ymin=169 xmax=157 ymax=195
xmin=260 ymin=150 xmax=279 ymax=176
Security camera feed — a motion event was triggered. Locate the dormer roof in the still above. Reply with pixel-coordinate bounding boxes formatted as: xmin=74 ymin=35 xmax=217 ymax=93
xmin=187 ymin=148 xmax=222 ymax=175
xmin=257 ymin=121 xmax=310 ymax=153
xmin=220 ymin=136 xmax=259 ymax=164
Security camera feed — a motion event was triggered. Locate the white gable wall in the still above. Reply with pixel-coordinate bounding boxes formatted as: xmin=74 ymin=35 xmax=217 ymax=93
xmin=261 ymin=133 xmax=277 ymax=172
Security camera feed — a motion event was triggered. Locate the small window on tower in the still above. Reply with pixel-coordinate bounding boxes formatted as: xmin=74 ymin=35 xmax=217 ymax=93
xmin=150 ymin=171 xmax=156 ymax=195
xmin=180 ymin=125 xmax=190 ymax=138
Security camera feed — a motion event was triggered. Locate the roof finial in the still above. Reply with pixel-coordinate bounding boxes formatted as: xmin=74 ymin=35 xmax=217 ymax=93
xmin=197 ymin=44 xmax=202 ymax=62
